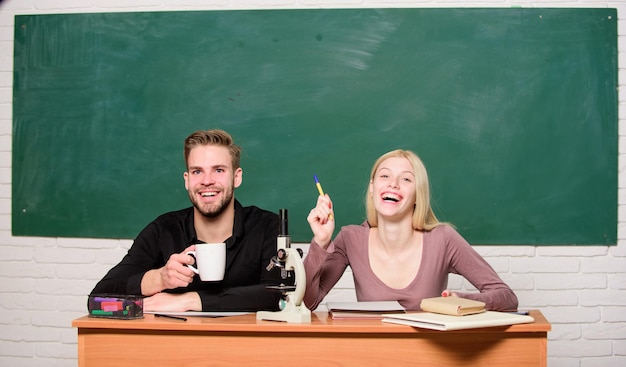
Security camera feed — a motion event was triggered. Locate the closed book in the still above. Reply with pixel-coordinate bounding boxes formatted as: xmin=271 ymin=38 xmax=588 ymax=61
xmin=420 ymin=296 xmax=485 ymax=316
xmin=382 ymin=311 xmax=535 ymax=331
xmin=326 ymin=301 xmax=406 ymax=319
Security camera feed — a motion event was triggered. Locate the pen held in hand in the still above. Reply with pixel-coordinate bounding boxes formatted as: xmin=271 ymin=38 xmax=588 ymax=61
xmin=154 ymin=313 xmax=187 ymax=321
xmin=314 ymin=174 xmax=334 ymax=220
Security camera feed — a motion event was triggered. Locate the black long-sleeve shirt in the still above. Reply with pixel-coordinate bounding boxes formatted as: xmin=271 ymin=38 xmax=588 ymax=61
xmin=91 ymin=200 xmax=287 ymax=311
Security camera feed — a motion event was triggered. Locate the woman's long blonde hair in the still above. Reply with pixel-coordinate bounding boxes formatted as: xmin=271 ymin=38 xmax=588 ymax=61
xmin=365 ymin=149 xmax=444 ymax=231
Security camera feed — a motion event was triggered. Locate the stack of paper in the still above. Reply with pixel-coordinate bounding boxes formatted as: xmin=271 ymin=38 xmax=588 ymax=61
xmin=382 ymin=311 xmax=534 ymax=331
xmin=145 ymin=311 xmax=248 ymax=318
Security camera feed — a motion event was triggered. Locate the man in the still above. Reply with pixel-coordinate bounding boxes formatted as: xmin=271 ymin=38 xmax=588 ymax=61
xmin=91 ymin=129 xmax=285 ymax=311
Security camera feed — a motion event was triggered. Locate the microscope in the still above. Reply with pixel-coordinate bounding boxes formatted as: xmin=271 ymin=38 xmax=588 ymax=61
xmin=256 ymin=209 xmax=311 ymax=323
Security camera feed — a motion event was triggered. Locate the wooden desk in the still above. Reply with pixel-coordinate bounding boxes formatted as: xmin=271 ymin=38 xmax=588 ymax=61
xmin=72 ymin=310 xmax=550 ymax=367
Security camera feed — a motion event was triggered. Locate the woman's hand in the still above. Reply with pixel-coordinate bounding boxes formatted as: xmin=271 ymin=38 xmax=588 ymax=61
xmin=441 ymin=290 xmax=458 ymax=297
xmin=307 ymin=194 xmax=335 ymax=249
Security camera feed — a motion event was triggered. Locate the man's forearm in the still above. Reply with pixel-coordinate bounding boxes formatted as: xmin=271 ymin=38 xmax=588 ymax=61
xmin=143 ymin=292 xmax=202 ymax=312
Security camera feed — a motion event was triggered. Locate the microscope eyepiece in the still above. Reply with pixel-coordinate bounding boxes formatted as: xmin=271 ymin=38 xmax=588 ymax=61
xmin=279 ymin=208 xmax=288 ymax=236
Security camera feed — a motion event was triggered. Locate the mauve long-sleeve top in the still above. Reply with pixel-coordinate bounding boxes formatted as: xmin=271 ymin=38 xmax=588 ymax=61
xmin=303 ymin=222 xmax=519 ymax=312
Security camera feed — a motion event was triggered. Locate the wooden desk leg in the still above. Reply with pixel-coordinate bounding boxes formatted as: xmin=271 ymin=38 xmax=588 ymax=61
xmin=76 ymin=330 xmax=87 ymax=367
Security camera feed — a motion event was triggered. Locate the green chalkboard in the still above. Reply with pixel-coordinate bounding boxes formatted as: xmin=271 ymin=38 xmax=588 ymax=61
xmin=12 ymin=8 xmax=618 ymax=244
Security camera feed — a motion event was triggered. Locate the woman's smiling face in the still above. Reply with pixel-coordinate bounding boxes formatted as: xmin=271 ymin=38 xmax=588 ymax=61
xmin=370 ymin=156 xmax=417 ymax=219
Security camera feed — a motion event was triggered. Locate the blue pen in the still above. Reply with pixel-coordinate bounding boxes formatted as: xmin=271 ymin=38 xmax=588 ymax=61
xmin=508 ymin=311 xmax=530 ymax=315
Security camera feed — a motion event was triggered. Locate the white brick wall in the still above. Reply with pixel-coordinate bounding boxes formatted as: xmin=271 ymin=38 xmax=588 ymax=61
xmin=0 ymin=1 xmax=624 ymax=366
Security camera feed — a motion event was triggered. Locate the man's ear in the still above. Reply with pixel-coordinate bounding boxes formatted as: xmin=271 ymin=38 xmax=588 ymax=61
xmin=234 ymin=167 xmax=243 ymax=188
xmin=183 ymin=171 xmax=189 ymax=190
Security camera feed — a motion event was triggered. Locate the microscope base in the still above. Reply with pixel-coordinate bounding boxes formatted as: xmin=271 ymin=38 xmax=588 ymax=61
xmin=257 ymin=299 xmax=311 ymax=323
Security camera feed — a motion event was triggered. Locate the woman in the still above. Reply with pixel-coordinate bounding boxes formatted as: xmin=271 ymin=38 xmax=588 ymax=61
xmin=304 ymin=149 xmax=518 ymax=311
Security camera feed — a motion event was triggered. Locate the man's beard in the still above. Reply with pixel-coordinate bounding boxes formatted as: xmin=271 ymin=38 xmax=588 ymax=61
xmin=189 ymin=186 xmax=234 ymax=218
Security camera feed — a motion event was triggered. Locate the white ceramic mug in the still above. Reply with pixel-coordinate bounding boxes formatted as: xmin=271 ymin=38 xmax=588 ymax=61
xmin=186 ymin=243 xmax=226 ymax=281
